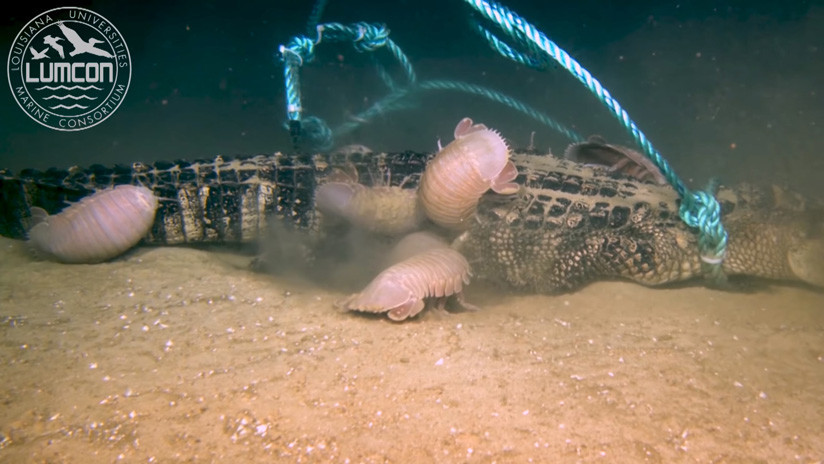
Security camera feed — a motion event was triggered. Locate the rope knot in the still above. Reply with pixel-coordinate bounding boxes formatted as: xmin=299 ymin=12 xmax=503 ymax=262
xmin=352 ymin=22 xmax=389 ymax=52
xmin=679 ymin=188 xmax=729 ymax=280
xmin=279 ymin=36 xmax=316 ymax=66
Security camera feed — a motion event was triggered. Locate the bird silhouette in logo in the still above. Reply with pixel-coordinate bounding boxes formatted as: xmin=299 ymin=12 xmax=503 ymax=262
xmin=57 ymin=22 xmax=113 ymax=58
xmin=29 ymin=47 xmax=49 ymax=60
xmin=43 ymin=35 xmax=65 ymax=58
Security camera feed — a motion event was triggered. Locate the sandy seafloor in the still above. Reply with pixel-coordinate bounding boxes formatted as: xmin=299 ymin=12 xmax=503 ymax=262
xmin=0 ymin=235 xmax=822 ymax=463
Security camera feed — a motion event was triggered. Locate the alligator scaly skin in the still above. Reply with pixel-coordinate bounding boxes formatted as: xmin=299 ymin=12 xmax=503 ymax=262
xmin=0 ymin=151 xmax=429 ymax=244
xmin=457 ymin=154 xmax=823 ymax=291
xmin=1 ymin=151 xmax=821 ymax=291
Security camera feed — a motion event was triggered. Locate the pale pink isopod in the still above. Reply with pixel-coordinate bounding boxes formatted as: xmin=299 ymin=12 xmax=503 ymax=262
xmin=418 ymin=117 xmax=520 ymax=230
xmin=315 ymin=181 xmax=422 ymax=236
xmin=341 ymin=232 xmax=477 ymax=321
xmin=27 ymin=185 xmax=159 ymax=263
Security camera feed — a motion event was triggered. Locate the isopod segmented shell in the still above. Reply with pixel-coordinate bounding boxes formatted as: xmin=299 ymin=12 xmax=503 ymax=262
xmin=385 ymin=231 xmax=451 ymax=266
xmin=315 ymin=181 xmax=422 ymax=235
xmin=419 ymin=117 xmax=519 ymax=230
xmin=27 ymin=185 xmax=159 ymax=263
xmin=342 ymin=232 xmax=475 ymax=321
xmin=564 ymin=136 xmax=667 ymax=185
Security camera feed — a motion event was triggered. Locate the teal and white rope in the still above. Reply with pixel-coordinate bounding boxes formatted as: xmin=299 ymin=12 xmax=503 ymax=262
xmin=464 ymin=0 xmax=728 ymax=281
xmin=277 ymin=0 xmax=727 ymax=282
xmin=278 ymin=21 xmax=579 ymax=152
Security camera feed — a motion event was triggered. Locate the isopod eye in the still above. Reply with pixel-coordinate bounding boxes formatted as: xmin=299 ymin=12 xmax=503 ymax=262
xmin=388 ymin=299 xmax=425 ymax=321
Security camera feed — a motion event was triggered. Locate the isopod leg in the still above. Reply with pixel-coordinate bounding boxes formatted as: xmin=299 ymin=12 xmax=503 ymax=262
xmin=431 ymin=293 xmax=480 ymax=317
xmin=454 ymin=292 xmax=480 ymax=312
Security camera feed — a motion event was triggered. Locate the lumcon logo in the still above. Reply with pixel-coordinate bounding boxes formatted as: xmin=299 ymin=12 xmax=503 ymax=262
xmin=7 ymin=7 xmax=131 ymax=131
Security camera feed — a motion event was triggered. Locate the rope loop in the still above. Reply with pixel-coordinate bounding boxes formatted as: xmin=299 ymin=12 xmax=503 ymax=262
xmin=279 ymin=36 xmax=316 ymax=66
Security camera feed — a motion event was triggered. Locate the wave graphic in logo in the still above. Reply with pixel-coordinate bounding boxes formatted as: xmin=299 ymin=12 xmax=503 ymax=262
xmin=52 ymin=103 xmax=89 ymax=110
xmin=42 ymin=94 xmax=96 ymax=100
xmin=35 ymin=84 xmax=103 ymax=91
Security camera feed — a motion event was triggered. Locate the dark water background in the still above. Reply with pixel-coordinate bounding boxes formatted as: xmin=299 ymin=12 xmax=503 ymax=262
xmin=1 ymin=4 xmax=824 ymax=461
xmin=1 ymin=0 xmax=822 ymax=196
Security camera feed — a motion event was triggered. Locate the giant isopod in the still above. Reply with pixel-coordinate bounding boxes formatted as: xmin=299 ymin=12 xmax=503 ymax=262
xmin=315 ymin=181 xmax=423 ymax=236
xmin=27 ymin=185 xmax=159 ymax=264
xmin=341 ymin=232 xmax=477 ymax=321
xmin=418 ymin=117 xmax=520 ymax=230
xmin=385 ymin=231 xmax=453 ymax=266
xmin=563 ymin=135 xmax=667 ymax=185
